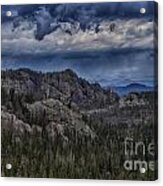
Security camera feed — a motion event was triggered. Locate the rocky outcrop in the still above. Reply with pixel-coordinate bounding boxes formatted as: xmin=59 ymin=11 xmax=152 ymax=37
xmin=1 ymin=68 xmax=119 ymax=110
xmin=1 ymin=97 xmax=96 ymax=144
xmin=1 ymin=110 xmax=32 ymax=136
xmin=119 ymin=92 xmax=150 ymax=108
xmin=2 ymin=68 xmax=154 ymax=146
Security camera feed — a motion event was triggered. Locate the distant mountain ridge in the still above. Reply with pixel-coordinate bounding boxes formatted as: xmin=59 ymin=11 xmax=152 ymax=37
xmin=110 ymin=83 xmax=154 ymax=96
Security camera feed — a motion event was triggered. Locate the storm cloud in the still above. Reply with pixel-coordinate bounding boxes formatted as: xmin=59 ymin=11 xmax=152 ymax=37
xmin=1 ymin=2 xmax=157 ymax=87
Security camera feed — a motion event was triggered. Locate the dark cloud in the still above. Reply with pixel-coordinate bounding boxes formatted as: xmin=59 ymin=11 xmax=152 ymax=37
xmin=2 ymin=2 xmax=156 ymax=20
xmin=2 ymin=2 xmax=157 ymax=40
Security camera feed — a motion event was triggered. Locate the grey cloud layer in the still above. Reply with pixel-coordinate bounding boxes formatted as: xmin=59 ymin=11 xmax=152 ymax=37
xmin=2 ymin=18 xmax=155 ymax=57
xmin=1 ymin=3 xmax=157 ymax=87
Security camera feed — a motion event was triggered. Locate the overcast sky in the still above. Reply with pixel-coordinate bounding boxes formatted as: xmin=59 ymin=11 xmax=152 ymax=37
xmin=1 ymin=2 xmax=157 ymax=87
